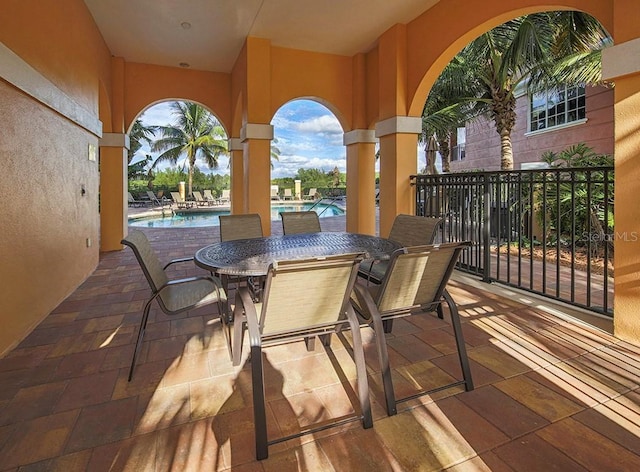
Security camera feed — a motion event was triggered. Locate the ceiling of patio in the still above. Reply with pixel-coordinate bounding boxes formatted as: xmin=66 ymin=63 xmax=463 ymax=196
xmin=83 ymin=0 xmax=439 ymax=73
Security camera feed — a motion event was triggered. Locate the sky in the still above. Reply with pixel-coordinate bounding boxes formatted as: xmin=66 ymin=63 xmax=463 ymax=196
xmin=133 ymin=99 xmax=429 ymax=178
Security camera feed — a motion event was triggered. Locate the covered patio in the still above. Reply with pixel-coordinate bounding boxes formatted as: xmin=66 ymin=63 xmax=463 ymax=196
xmin=2 ymin=1 xmax=640 ymax=469
xmin=1 ymin=220 xmax=638 ymax=470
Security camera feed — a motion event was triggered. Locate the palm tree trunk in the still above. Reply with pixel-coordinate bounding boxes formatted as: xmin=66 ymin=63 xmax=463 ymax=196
xmin=499 ymin=131 xmax=514 ymax=170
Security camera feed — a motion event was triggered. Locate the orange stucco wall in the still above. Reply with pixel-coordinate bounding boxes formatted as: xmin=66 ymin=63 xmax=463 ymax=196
xmin=0 ymin=0 xmax=110 ymax=354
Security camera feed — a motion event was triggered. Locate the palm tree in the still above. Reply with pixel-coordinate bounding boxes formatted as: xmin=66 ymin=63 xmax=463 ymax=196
xmin=426 ymin=11 xmax=609 ymax=170
xmin=421 ymin=55 xmax=486 ymax=172
xmin=127 ymin=119 xmax=158 ymax=179
xmin=151 ymin=101 xmax=228 ymax=196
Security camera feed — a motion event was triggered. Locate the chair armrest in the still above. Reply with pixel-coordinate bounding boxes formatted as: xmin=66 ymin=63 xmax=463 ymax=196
xmin=237 ymin=287 xmax=262 ymax=348
xmin=157 ymin=275 xmax=221 ymax=292
xmin=163 ymin=257 xmax=195 ymax=270
xmin=351 ymin=283 xmax=380 ymax=323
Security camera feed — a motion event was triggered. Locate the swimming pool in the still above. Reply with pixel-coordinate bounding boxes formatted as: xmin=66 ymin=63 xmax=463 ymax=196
xmin=129 ymin=202 xmax=345 ymax=228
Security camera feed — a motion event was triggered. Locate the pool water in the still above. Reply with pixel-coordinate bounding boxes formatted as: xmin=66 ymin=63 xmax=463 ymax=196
xmin=129 ymin=202 xmax=345 ymax=228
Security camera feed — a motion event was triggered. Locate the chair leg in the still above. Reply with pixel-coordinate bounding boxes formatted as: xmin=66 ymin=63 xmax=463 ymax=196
xmin=382 ymin=319 xmax=394 ymax=333
xmin=346 ymin=308 xmax=373 ymax=428
xmin=251 ymin=344 xmax=269 ymax=460
xmin=232 ymin=302 xmax=245 ymax=366
xmin=128 ymin=299 xmax=153 ymax=381
xmin=443 ymin=290 xmax=474 ymax=391
xmin=371 ymin=314 xmax=397 ymax=416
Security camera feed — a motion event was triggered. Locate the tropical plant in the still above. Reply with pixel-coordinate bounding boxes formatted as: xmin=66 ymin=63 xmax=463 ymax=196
xmin=151 ymin=101 xmax=228 ymax=196
xmin=127 ymin=119 xmax=158 ymax=179
xmin=425 ymin=11 xmax=610 ymax=171
xmin=536 ymin=143 xmax=614 ymax=251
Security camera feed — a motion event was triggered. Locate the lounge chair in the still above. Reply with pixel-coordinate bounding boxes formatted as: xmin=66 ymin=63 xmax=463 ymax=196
xmin=282 ymin=188 xmax=293 ymax=200
xmin=280 ymin=211 xmax=321 ymax=235
xmin=121 ymin=229 xmax=227 ymax=381
xmin=358 ymin=214 xmax=443 ymax=286
xmin=170 ymin=191 xmax=194 ymax=209
xmin=231 ymin=253 xmax=372 ymax=459
xmin=217 ymin=189 xmax=230 ymax=205
xmin=203 ymin=189 xmax=218 ymax=205
xmin=128 ymin=192 xmax=145 ymax=207
xmin=146 ymin=190 xmax=166 ymax=207
xmin=302 ymin=188 xmax=318 ymax=200
xmin=351 ymin=242 xmax=474 ymax=416
xmin=270 ymin=188 xmax=280 ymax=200
xmin=192 ymin=190 xmax=212 ymax=206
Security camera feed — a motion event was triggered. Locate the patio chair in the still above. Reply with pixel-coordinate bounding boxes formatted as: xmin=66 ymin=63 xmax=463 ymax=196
xmin=128 ymin=192 xmax=145 ymax=207
xmin=146 ymin=190 xmax=165 ymax=207
xmin=217 ymin=189 xmax=231 ymax=205
xmin=282 ymin=188 xmax=294 ymax=200
xmin=219 ymin=213 xmax=263 ymax=242
xmin=280 ymin=211 xmax=321 ymax=235
xmin=270 ymin=188 xmax=280 ymax=200
xmin=358 ymin=215 xmax=443 ymax=287
xmin=219 ymin=213 xmax=264 ymax=299
xmin=203 ymin=189 xmax=217 ymax=204
xmin=302 ymin=188 xmax=318 ymax=200
xmin=192 ymin=190 xmax=212 ymax=206
xmin=231 ymin=253 xmax=372 ymax=460
xmin=121 ymin=229 xmax=227 ymax=381
xmin=351 ymin=242 xmax=474 ymax=416
xmin=170 ymin=191 xmax=194 ymax=209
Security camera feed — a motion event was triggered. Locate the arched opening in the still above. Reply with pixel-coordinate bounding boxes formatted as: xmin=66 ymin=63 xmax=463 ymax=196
xmin=270 ymin=98 xmax=347 ymax=230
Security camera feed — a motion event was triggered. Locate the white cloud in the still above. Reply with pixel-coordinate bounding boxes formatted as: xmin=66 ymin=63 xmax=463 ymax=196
xmin=294 ymin=115 xmax=343 ymax=135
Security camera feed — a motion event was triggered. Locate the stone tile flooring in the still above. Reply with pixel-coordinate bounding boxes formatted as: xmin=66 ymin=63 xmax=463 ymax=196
xmin=0 ymin=217 xmax=638 ymax=471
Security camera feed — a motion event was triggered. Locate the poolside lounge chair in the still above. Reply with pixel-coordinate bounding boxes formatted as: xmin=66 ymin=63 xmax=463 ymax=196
xmin=282 ymin=188 xmax=293 ymax=200
xmin=280 ymin=211 xmax=321 ymax=235
xmin=231 ymin=253 xmax=372 ymax=459
xmin=351 ymin=242 xmax=474 ymax=416
xmin=270 ymin=188 xmax=280 ymax=200
xmin=192 ymin=190 xmax=212 ymax=206
xmin=170 ymin=191 xmax=194 ymax=209
xmin=128 ymin=192 xmax=145 ymax=207
xmin=358 ymin=215 xmax=443 ymax=286
xmin=203 ymin=189 xmax=218 ymax=205
xmin=217 ymin=189 xmax=231 ymax=205
xmin=302 ymin=188 xmax=318 ymax=200
xmin=146 ymin=190 xmax=166 ymax=207
xmin=121 ymin=230 xmax=227 ymax=381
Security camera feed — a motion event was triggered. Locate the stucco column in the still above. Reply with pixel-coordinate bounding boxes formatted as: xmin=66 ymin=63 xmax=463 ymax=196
xmin=242 ymin=123 xmax=273 ymax=235
xmin=344 ymin=129 xmax=377 ymax=235
xmin=99 ymin=133 xmax=129 ymax=251
xmin=375 ymin=116 xmax=422 ymax=238
xmin=228 ymin=137 xmax=244 ymax=213
xmin=603 ymin=37 xmax=640 ymax=344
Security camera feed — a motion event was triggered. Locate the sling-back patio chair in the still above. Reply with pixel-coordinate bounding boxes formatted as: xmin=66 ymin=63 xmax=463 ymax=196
xmin=282 ymin=188 xmax=294 ymax=200
xmin=218 ymin=213 xmax=264 ymax=299
xmin=358 ymin=214 xmax=443 ymax=286
xmin=351 ymin=241 xmax=474 ymax=416
xmin=232 ymin=253 xmax=372 ymax=460
xmin=302 ymin=187 xmax=318 ymax=200
xmin=192 ymin=190 xmax=213 ymax=206
xmin=280 ymin=211 xmax=321 ymax=235
xmin=121 ymin=229 xmax=227 ymax=381
xmin=170 ymin=191 xmax=194 ymax=209
xmin=128 ymin=192 xmax=145 ymax=207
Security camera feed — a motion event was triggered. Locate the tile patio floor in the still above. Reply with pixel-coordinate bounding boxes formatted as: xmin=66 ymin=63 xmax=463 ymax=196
xmin=1 ymin=216 xmax=639 ymax=471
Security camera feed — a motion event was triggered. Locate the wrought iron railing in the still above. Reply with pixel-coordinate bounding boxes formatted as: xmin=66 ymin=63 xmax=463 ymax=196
xmin=412 ymin=167 xmax=614 ymax=316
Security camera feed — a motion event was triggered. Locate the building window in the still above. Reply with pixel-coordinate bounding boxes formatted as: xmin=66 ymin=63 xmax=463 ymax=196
xmin=451 ymin=127 xmax=466 ymax=161
xmin=530 ymin=85 xmax=586 ymax=132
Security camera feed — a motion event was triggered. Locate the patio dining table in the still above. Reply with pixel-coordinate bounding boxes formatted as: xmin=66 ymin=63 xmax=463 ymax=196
xmin=194 ymin=231 xmax=401 ymax=277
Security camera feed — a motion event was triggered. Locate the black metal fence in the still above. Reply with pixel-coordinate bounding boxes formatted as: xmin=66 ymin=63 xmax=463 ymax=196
xmin=412 ymin=167 xmax=614 ymax=316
